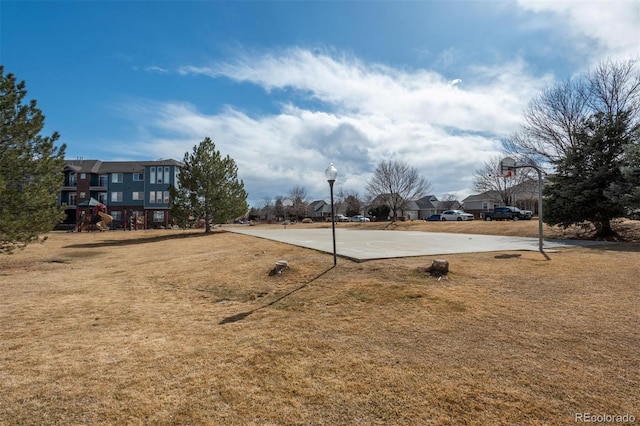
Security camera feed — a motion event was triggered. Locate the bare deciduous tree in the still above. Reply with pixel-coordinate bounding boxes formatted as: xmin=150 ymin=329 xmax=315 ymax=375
xmin=438 ymin=194 xmax=459 ymax=210
xmin=505 ymin=58 xmax=640 ymax=164
xmin=287 ymin=185 xmax=309 ymax=220
xmin=366 ymin=160 xmax=432 ymax=221
xmin=260 ymin=197 xmax=273 ymax=221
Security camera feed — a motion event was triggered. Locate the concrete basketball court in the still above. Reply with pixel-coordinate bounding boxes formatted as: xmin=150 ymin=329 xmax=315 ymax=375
xmin=227 ymin=227 xmax=598 ymax=261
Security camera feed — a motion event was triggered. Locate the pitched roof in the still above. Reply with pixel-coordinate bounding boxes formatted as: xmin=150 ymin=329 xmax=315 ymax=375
xmin=65 ymin=160 xmax=102 ymax=173
xmin=462 ymin=190 xmax=501 ymax=203
xmin=65 ymin=159 xmax=183 ymax=174
xmin=415 ymin=195 xmax=439 ymax=209
xmin=404 ymin=200 xmax=420 ymax=211
xmin=309 ymin=200 xmax=332 ymax=214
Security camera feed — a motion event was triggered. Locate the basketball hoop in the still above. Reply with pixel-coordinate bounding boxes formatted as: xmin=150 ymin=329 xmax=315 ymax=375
xmin=499 ymin=157 xmax=516 ymax=178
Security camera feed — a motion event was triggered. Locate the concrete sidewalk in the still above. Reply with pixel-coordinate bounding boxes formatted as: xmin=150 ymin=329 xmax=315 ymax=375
xmin=226 ymin=227 xmax=596 ymax=261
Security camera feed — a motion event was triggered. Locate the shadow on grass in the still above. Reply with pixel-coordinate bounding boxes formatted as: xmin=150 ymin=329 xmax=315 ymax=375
xmin=219 ymin=265 xmax=336 ymax=325
xmin=587 ymin=242 xmax=640 ymax=253
xmin=63 ymin=231 xmax=222 ymax=249
xmin=494 ymin=254 xmax=522 ymax=259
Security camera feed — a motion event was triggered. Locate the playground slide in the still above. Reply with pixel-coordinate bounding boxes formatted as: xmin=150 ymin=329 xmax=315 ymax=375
xmin=97 ymin=211 xmax=113 ymax=224
xmin=96 ymin=211 xmax=113 ymax=231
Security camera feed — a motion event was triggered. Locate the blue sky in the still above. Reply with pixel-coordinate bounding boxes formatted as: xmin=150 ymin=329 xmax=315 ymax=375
xmin=2 ymin=1 xmax=639 ymax=207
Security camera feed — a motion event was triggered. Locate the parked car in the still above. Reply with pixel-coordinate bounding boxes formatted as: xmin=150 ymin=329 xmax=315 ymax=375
xmin=350 ymin=215 xmax=370 ymax=222
xmin=426 ymin=214 xmax=441 ymax=221
xmin=521 ymin=210 xmax=533 ymax=220
xmin=326 ymin=214 xmax=349 ymax=222
xmin=440 ymin=210 xmax=474 ymax=221
xmin=483 ymin=206 xmax=527 ymax=221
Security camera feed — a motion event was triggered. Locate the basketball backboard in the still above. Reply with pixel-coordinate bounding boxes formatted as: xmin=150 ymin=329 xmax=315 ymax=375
xmin=499 ymin=157 xmax=516 ymax=177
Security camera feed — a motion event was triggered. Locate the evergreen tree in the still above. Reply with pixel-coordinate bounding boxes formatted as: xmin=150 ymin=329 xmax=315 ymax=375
xmin=544 ymin=111 xmax=638 ymax=237
xmin=1 ymin=66 xmax=66 ymax=253
xmin=170 ymin=137 xmax=248 ymax=233
xmin=343 ymin=194 xmax=362 ymax=217
xmin=621 ymin=134 xmax=640 ymax=209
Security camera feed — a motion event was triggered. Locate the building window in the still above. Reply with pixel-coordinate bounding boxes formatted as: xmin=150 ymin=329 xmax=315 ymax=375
xmin=99 ymin=175 xmax=108 ymax=186
xmin=482 ymin=202 xmax=489 ymax=210
xmin=149 ymin=191 xmax=168 ymax=204
xmin=133 ymin=172 xmax=144 ymax=181
xmin=153 ymin=211 xmax=165 ymax=222
xmin=68 ymin=172 xmax=77 ymax=186
xmin=80 ymin=173 xmax=86 ymax=180
xmin=111 ymin=211 xmax=122 ymax=221
xmin=69 ymin=193 xmax=76 ymax=206
xmin=112 ymin=173 xmax=123 ymax=183
xmin=132 ymin=191 xmax=144 ymax=201
xmin=80 ymin=192 xmax=86 ymax=199
xmin=150 ymin=167 xmax=156 ymax=184
xmin=111 ymin=192 xmax=123 ymax=202
xmin=164 ymin=167 xmax=170 ymax=184
xmin=98 ymin=192 xmax=108 ymax=204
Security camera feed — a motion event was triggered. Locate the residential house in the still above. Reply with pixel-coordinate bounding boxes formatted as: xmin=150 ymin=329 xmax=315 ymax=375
xmin=414 ymin=195 xmax=462 ymax=219
xmin=308 ymin=200 xmax=333 ymax=221
xmin=461 ymin=191 xmax=500 ymax=218
xmin=386 ymin=195 xmax=463 ymax=220
xmin=462 ymin=179 xmax=540 ymax=218
xmin=61 ymin=159 xmax=182 ymax=229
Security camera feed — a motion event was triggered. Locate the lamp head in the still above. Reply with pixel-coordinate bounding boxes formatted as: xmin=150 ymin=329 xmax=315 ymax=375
xmin=325 ymin=163 xmax=337 ymax=182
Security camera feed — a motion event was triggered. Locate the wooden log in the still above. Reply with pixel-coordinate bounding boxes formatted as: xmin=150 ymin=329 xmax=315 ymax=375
xmin=269 ymin=260 xmax=290 ymax=276
xmin=425 ymin=259 xmax=449 ymax=277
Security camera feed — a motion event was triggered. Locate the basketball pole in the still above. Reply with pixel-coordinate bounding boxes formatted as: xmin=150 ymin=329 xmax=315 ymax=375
xmin=500 ymin=157 xmax=544 ymax=255
xmin=512 ymin=163 xmax=544 ymax=254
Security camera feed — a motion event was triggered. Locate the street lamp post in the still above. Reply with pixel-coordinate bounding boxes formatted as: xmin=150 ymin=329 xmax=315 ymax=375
xmin=325 ymin=163 xmax=338 ymax=266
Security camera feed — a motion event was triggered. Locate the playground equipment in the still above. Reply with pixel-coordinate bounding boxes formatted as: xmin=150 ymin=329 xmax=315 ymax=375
xmin=95 ymin=211 xmax=113 ymax=231
xmin=75 ymin=198 xmax=112 ymax=232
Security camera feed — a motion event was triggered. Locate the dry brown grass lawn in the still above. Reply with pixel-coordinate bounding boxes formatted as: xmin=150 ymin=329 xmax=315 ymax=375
xmin=1 ymin=221 xmax=639 ymax=425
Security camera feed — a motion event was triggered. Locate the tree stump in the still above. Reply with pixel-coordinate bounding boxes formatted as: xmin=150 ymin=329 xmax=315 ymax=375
xmin=269 ymin=260 xmax=290 ymax=276
xmin=425 ymin=259 xmax=449 ymax=277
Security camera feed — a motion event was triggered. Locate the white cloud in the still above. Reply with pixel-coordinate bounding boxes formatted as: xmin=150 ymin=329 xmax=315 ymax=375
xmin=132 ymin=65 xmax=169 ymax=73
xmin=145 ymin=66 xmax=168 ymax=73
xmin=517 ymin=0 xmax=640 ymax=64
xmin=184 ymin=48 xmax=545 ymax=134
xmin=114 ymin=48 xmax=555 ymax=205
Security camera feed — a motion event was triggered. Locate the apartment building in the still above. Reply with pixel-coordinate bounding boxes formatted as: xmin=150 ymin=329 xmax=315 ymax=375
xmin=60 ymin=159 xmax=182 ymax=229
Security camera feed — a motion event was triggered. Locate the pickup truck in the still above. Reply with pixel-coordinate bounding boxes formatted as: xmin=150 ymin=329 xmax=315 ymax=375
xmin=483 ymin=206 xmax=527 ymax=221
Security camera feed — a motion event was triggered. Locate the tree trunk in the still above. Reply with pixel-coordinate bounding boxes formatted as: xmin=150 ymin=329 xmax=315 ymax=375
xmin=205 ymin=213 xmax=212 ymax=233
xmin=425 ymin=259 xmax=449 ymax=277
xmin=593 ymin=219 xmax=614 ymax=239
